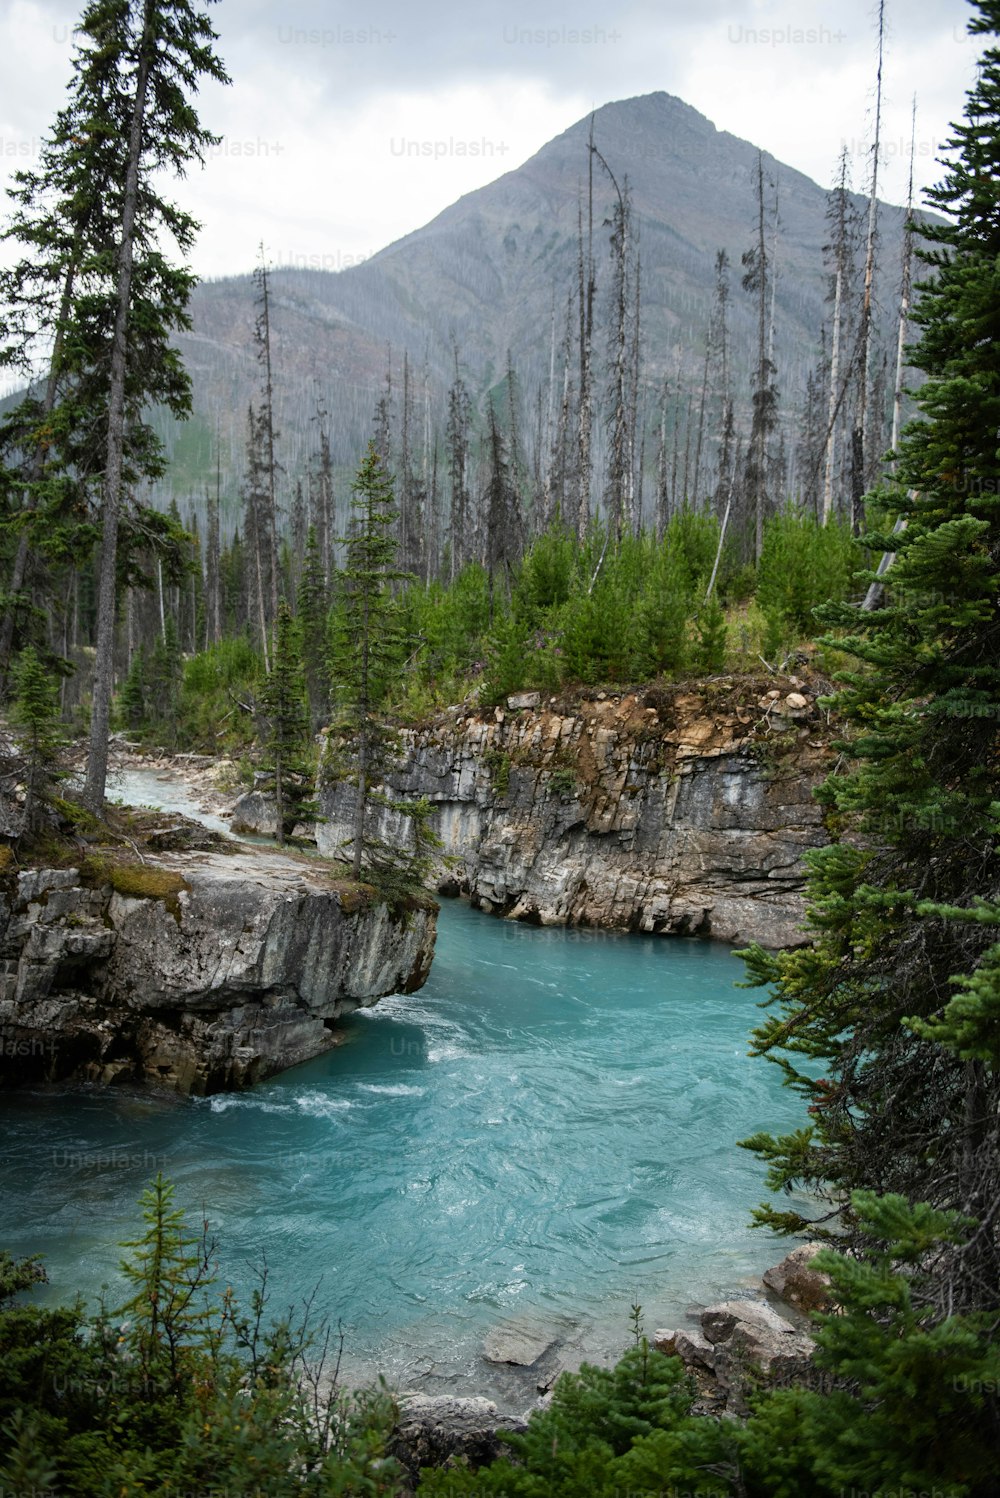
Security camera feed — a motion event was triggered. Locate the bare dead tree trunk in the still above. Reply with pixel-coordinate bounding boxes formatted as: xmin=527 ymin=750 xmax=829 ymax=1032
xmin=593 ymin=145 xmax=633 ymax=543
xmin=851 ymin=0 xmax=885 ymax=534
xmin=891 ymin=98 xmax=916 ymax=460
xmin=754 ymin=153 xmax=772 ymax=563
xmin=822 ymin=156 xmax=849 ymax=525
xmin=629 ymin=244 xmax=642 ymax=525
xmin=255 ymin=245 xmax=281 ymax=631
xmin=861 ymin=102 xmax=916 ymax=613
xmin=740 ymin=155 xmax=776 ymax=564
xmin=576 ymin=122 xmax=596 ymax=542
xmin=352 ymin=591 xmax=370 ymax=880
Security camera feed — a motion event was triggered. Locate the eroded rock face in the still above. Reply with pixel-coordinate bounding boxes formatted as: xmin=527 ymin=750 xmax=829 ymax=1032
xmin=318 ymin=679 xmax=830 ymax=948
xmin=0 ymin=849 xmax=436 ymax=1094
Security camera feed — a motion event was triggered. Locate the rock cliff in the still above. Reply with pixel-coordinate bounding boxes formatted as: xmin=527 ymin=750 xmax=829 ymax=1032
xmin=0 ymin=844 xmax=436 ymax=1094
xmin=317 ymin=678 xmax=831 ymax=949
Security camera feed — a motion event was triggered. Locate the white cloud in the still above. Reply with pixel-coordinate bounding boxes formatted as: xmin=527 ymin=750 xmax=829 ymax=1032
xmin=0 ymin=0 xmax=989 ymax=282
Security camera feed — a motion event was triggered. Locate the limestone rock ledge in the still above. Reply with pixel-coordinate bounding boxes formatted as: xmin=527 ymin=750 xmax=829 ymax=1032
xmin=0 ymin=849 xmax=436 ymax=1094
xmin=318 ymin=678 xmax=831 ymax=949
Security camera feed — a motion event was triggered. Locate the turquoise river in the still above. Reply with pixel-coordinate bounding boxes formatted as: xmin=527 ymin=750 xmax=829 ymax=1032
xmin=0 ymin=859 xmax=810 ymax=1403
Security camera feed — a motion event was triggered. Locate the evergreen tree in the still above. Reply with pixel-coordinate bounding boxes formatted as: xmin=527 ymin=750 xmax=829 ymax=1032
xmin=0 ymin=1182 xmax=402 ymax=1492
xmin=693 ymin=594 xmax=728 ymax=673
xmin=330 ymin=445 xmax=404 ymax=878
xmin=296 ymin=525 xmax=329 ymax=729
xmin=329 ymin=445 xmax=415 ymax=884
xmin=9 ymin=646 xmax=66 ymax=832
xmin=739 ymin=0 xmax=1000 ymax=1322
xmin=147 ymin=614 xmax=182 ymax=749
xmin=259 ymin=600 xmax=312 ymax=845
xmin=86 ymin=1 xmax=226 ymax=810
xmin=0 ymin=1 xmax=228 ymax=806
xmin=113 ymin=1174 xmax=217 ymax=1410
xmin=116 ymin=647 xmax=147 ymax=733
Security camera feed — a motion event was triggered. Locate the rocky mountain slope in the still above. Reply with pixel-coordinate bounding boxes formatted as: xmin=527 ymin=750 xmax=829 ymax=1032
xmin=162 ymin=91 xmax=919 ymax=514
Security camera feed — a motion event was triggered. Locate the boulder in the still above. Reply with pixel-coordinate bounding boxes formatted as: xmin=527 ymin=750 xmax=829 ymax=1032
xmin=699 ymin=1299 xmax=814 ymax=1413
xmin=762 ymin=1242 xmax=831 ymax=1312
xmin=484 ymin=1322 xmax=557 ymax=1368
xmin=654 ymin=1326 xmax=716 ymax=1370
xmin=391 ymin=1394 xmax=527 ymax=1487
xmin=230 ymin=788 xmax=278 ymax=836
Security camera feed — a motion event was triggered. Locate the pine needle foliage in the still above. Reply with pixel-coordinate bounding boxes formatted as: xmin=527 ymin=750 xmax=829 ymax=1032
xmin=737 ymin=0 xmax=1000 ymax=1324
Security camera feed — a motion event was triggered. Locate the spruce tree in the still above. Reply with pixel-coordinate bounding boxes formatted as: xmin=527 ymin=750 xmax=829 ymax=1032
xmin=328 ymin=444 xmax=416 ymax=883
xmin=259 ymin=600 xmax=312 ymax=846
xmin=10 ymin=646 xmax=66 ymax=833
xmin=0 ymin=0 xmax=228 ymax=808
xmin=740 ymin=0 xmax=1000 ymax=1319
xmin=296 ymin=525 xmax=329 ymax=729
xmin=147 ymin=614 xmax=182 ymax=750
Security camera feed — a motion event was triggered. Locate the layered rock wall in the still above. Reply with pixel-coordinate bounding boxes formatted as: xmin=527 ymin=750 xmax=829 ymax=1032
xmin=318 ymin=679 xmax=830 ymax=948
xmin=0 ymin=847 xmax=436 ymax=1094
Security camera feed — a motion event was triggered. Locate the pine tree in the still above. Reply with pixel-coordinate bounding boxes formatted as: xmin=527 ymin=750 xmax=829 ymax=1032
xmin=0 ymin=1 xmax=229 ymax=805
xmin=329 ymin=444 xmax=408 ymax=881
xmin=147 ymin=614 xmax=182 ymax=749
xmin=81 ymin=0 xmax=228 ymax=811
xmin=739 ymin=0 xmax=1000 ymax=1321
xmin=114 ymin=1173 xmax=218 ymax=1408
xmin=259 ymin=601 xmax=312 ymax=846
xmin=116 ymin=647 xmax=147 ymax=733
xmin=10 ymin=646 xmax=66 ymax=833
xmin=296 ymin=525 xmax=329 ymax=729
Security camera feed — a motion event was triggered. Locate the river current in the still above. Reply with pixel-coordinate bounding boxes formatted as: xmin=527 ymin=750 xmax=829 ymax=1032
xmin=0 ymin=770 xmax=807 ymax=1403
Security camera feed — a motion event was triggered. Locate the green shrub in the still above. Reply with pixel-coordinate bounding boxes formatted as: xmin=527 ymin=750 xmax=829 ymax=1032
xmin=0 ymin=1178 xmax=403 ymax=1495
xmin=756 ymin=506 xmax=856 ymax=635
xmin=178 ymin=636 xmax=261 ymax=751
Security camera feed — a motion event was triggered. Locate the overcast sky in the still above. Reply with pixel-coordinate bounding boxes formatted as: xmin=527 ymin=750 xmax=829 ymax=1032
xmin=0 ymin=0 xmax=988 ymax=284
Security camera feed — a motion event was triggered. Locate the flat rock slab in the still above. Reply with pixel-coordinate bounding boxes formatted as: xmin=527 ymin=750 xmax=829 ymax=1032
xmin=484 ymin=1321 xmax=559 ymax=1367
xmin=701 ymin=1297 xmax=802 ymax=1345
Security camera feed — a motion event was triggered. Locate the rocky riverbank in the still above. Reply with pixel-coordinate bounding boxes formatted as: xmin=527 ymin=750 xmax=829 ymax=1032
xmin=0 ymin=805 xmax=436 ymax=1094
xmin=388 ymin=1242 xmax=830 ymax=1490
